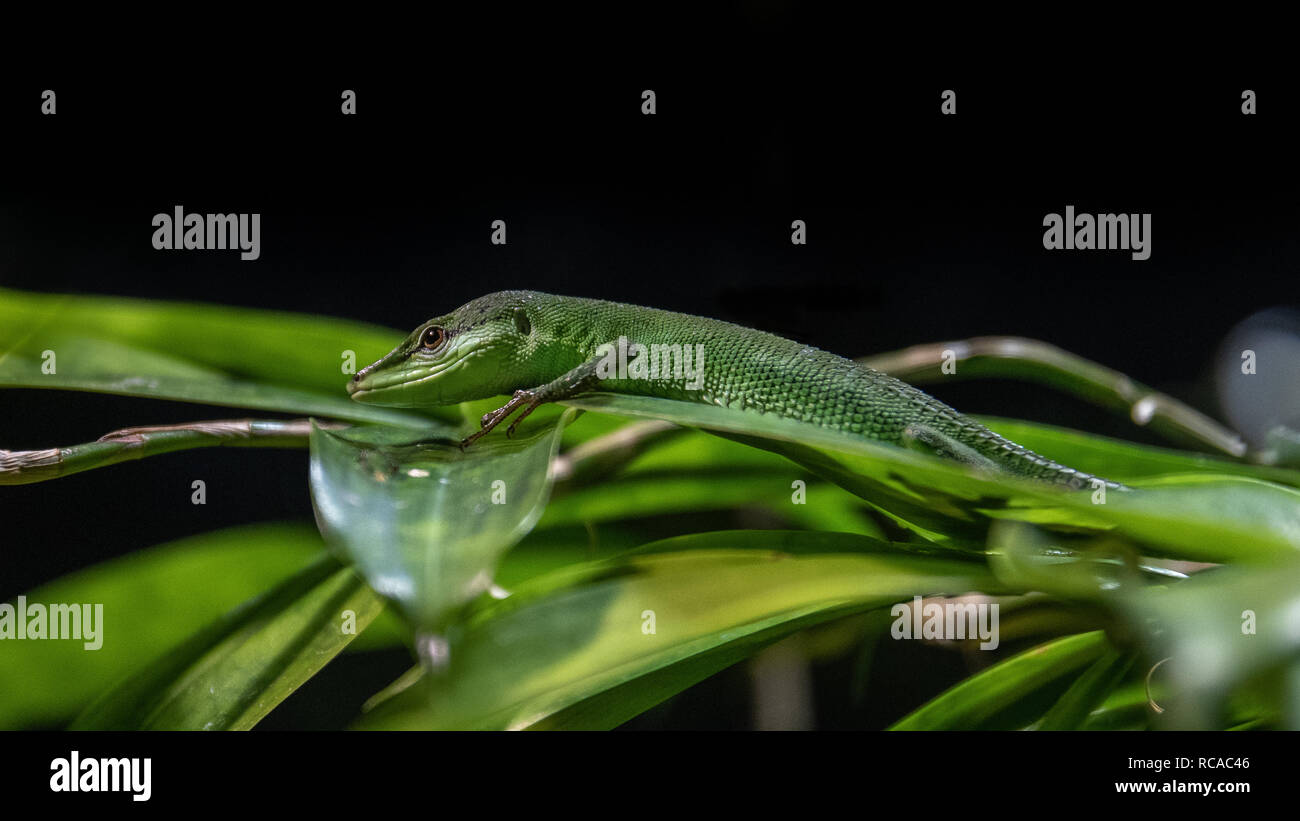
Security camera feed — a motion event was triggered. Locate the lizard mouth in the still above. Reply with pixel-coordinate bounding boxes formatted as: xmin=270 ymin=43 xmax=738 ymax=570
xmin=347 ymin=350 xmax=411 ymax=399
xmin=347 ymin=342 xmax=490 ymax=406
xmin=346 ymin=368 xmax=394 ymax=398
xmin=348 ymin=361 xmax=440 ymax=404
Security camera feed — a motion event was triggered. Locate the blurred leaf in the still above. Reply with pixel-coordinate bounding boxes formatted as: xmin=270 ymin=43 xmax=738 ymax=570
xmin=1036 ymin=648 xmax=1136 ymax=730
xmin=358 ymin=544 xmax=1003 ymax=730
xmin=629 ymin=528 xmax=981 ymax=560
xmin=890 ymin=631 xmax=1108 ymax=730
xmin=1 ymin=360 xmax=434 ymax=427
xmin=616 ymin=427 xmax=797 ymax=475
xmin=1079 ymin=680 xmax=1154 ymax=730
xmin=542 ymin=475 xmax=805 ymax=528
xmin=0 ymin=288 xmax=399 ymax=394
xmin=1110 ymin=558 xmax=1300 ymax=729
xmin=0 ymin=523 xmax=327 ymax=729
xmin=492 ymin=525 xmax=649 ymax=589
xmin=988 ymin=521 xmax=1181 ymax=602
xmin=546 ymin=423 xmax=886 ymax=538
xmin=1051 ymin=475 xmax=1300 ymax=564
xmin=0 ymin=288 xmax=444 ymax=427
xmin=71 ymin=555 xmax=383 ymax=730
xmin=309 ymin=412 xmax=572 ymax=633
xmin=988 ymin=521 xmax=1300 ymax=729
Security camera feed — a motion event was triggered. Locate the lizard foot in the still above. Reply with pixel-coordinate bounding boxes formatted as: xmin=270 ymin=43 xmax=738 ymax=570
xmin=460 ymin=390 xmax=542 ymax=449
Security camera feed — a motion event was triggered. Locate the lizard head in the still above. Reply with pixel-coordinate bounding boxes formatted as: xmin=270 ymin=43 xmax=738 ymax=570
xmin=347 ymin=291 xmax=542 ymax=407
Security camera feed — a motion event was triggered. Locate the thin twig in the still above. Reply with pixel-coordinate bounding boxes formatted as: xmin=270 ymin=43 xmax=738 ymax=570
xmin=1 ymin=418 xmax=341 ymax=485
xmin=861 ymin=336 xmax=1251 ymax=461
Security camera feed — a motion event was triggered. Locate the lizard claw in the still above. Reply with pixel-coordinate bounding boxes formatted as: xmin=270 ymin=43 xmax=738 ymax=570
xmin=461 ymin=390 xmax=539 ymax=448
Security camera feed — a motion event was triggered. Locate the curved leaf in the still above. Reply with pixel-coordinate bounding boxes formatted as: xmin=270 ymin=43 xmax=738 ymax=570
xmin=0 ymin=522 xmax=327 ymax=729
xmin=72 ymin=556 xmax=383 ymax=730
xmin=1036 ymin=648 xmax=1136 ymax=730
xmin=980 ymin=416 xmax=1300 ymax=488
xmin=0 ymin=288 xmax=444 ymax=427
xmin=563 ymin=393 xmax=1300 ymax=562
xmin=890 ymin=631 xmax=1109 ymax=730
xmin=358 ymin=545 xmax=1003 ymax=730
xmin=0 ymin=288 xmax=400 ymax=394
xmin=309 ymin=412 xmax=573 ymax=632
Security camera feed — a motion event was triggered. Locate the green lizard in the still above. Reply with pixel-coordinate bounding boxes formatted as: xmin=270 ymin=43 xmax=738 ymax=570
xmin=349 ymin=290 xmax=1120 ymax=490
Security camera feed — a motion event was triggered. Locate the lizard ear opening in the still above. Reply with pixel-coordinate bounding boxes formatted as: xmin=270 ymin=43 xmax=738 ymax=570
xmin=513 ymin=307 xmax=532 ymax=336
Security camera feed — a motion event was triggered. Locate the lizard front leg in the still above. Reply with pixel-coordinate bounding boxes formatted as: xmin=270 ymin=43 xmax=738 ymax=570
xmin=460 ymin=359 xmax=602 ymax=449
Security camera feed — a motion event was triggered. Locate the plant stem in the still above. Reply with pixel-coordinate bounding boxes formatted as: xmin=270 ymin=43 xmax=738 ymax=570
xmin=0 ymin=418 xmax=338 ymax=485
xmin=862 ymin=336 xmax=1252 ymax=461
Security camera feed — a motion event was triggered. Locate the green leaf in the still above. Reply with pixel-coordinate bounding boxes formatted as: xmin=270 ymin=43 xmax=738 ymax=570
xmin=0 ymin=522 xmax=327 ymax=729
xmin=309 ymin=412 xmax=572 ymax=632
xmin=1052 ymin=475 xmax=1300 ymax=564
xmin=0 ymin=288 xmax=444 ymax=428
xmin=542 ymin=474 xmax=809 ymax=528
xmin=1079 ymin=680 xmax=1155 ymax=730
xmin=980 ymin=416 xmax=1300 ymax=488
xmin=614 ymin=427 xmax=798 ymax=475
xmin=1036 ymin=648 xmax=1136 ymax=730
xmin=71 ymin=555 xmax=383 ymax=730
xmin=357 ymin=544 xmax=1003 ymax=730
xmin=545 ymin=424 xmax=886 ymax=538
xmin=563 ymin=393 xmax=1300 ymax=563
xmin=0 ymin=288 xmax=400 ymax=394
xmin=0 ymin=359 xmax=435 ymax=427
xmin=1109 ymin=557 xmax=1300 ymax=729
xmin=890 ymin=631 xmax=1109 ymax=730
xmin=629 ymin=528 xmax=982 ymax=560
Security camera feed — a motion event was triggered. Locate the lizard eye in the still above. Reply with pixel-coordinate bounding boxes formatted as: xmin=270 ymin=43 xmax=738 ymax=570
xmin=420 ymin=326 xmax=446 ymax=350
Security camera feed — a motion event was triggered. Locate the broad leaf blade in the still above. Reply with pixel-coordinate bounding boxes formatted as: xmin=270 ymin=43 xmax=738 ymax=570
xmin=0 ymin=288 xmax=445 ymax=427
xmin=890 ymin=631 xmax=1109 ymax=730
xmin=563 ymin=393 xmax=1300 ymax=562
xmin=0 ymin=523 xmax=326 ymax=729
xmin=72 ymin=556 xmax=383 ymax=730
xmin=358 ymin=545 xmax=1003 ymax=730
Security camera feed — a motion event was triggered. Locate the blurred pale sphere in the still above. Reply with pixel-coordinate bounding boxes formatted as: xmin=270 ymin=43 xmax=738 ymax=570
xmin=1216 ymin=308 xmax=1300 ymax=452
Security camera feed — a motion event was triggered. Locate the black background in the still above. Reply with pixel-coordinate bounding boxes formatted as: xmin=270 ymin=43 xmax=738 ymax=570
xmin=6 ymin=730 xmax=1281 ymax=807
xmin=2 ymin=18 xmax=1297 ymax=733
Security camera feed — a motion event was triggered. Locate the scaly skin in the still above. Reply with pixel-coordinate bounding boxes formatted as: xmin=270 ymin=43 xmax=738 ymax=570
xmin=349 ymin=290 xmax=1120 ymax=490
